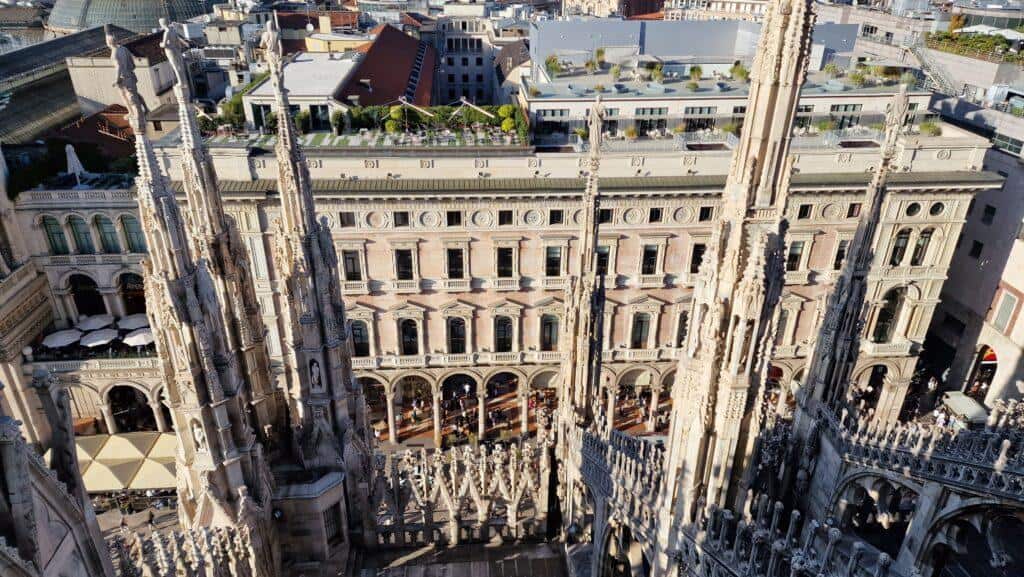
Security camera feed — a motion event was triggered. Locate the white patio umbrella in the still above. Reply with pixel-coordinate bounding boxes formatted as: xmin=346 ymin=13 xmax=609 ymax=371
xmin=117 ymin=313 xmax=150 ymax=331
xmin=122 ymin=328 xmax=154 ymax=347
xmin=42 ymin=329 xmax=83 ymax=348
xmin=77 ymin=314 xmax=115 ymax=331
xmin=80 ymin=328 xmax=118 ymax=348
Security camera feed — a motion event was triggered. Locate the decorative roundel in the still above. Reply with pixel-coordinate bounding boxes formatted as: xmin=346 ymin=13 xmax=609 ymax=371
xmin=472 ymin=210 xmax=493 ymax=227
xmin=524 ymin=209 xmax=543 ymax=226
xmin=624 ymin=208 xmax=644 ymax=225
xmin=419 ymin=211 xmax=441 ymax=227
xmin=822 ymin=203 xmax=842 ymax=220
xmin=929 ymin=202 xmax=945 ymax=216
xmin=936 ymin=149 xmax=951 ymax=160
xmin=905 ymin=202 xmax=921 ymax=217
xmin=673 ymin=207 xmax=694 ymax=223
xmin=367 ymin=211 xmax=387 ymax=228
xmin=573 ymin=209 xmax=584 ymax=225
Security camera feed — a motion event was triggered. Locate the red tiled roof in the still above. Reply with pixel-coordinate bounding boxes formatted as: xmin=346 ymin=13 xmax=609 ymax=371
xmin=400 ymin=12 xmax=434 ymax=28
xmin=336 ymin=24 xmax=434 ymax=106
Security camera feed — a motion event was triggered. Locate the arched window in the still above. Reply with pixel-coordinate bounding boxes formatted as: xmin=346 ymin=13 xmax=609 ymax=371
xmin=447 ymin=317 xmax=466 ymax=354
xmin=351 ymin=320 xmax=370 ymax=357
xmin=42 ymin=216 xmax=69 ymax=255
xmin=118 ymin=273 xmax=146 ymax=315
xmin=889 ymin=228 xmax=911 ymax=266
xmin=69 ymin=274 xmax=107 ymax=317
xmin=121 ymin=215 xmax=147 ymax=253
xmin=540 ymin=314 xmax=559 ymax=351
xmin=910 ymin=228 xmax=933 ymax=266
xmin=631 ymin=312 xmax=651 ymax=349
xmin=494 ymin=315 xmax=513 ymax=352
xmin=872 ymin=287 xmax=906 ymax=343
xmin=399 ymin=319 xmax=419 ymax=355
xmin=95 ymin=216 xmax=121 ymax=253
xmin=68 ymin=216 xmax=94 ymax=254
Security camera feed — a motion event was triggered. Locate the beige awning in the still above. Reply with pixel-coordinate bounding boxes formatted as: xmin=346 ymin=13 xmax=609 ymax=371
xmin=130 ymin=458 xmax=176 ymax=490
xmin=82 ymin=459 xmax=144 ymax=492
xmin=56 ymin=433 xmax=179 ymax=493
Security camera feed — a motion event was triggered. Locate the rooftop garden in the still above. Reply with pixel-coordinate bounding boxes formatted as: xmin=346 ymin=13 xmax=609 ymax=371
xmin=821 ymin=62 xmax=919 ymax=89
xmin=925 ymin=31 xmax=1024 ymax=63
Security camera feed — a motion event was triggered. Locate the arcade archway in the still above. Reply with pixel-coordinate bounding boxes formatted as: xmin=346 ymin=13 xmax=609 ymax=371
xmin=107 ymin=385 xmax=157 ymax=433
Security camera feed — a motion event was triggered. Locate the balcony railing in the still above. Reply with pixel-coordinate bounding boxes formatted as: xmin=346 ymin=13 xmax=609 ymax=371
xmin=860 ymin=339 xmax=914 ymax=356
xmin=441 ymin=278 xmax=472 ymax=292
xmin=490 ymin=277 xmax=521 ymax=291
xmin=542 ymin=276 xmax=567 ymax=290
xmin=390 ymin=279 xmax=421 ymax=293
xmin=638 ymin=274 xmax=666 ymax=288
xmin=341 ymin=280 xmax=369 ymax=295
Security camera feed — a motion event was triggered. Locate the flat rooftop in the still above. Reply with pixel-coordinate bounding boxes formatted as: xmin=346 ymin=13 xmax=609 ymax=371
xmin=525 ymin=70 xmax=926 ymax=102
xmin=248 ymin=52 xmax=360 ymax=99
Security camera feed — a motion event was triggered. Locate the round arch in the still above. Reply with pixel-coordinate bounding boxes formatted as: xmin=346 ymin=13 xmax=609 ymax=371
xmin=106 ymin=384 xmax=158 ymax=433
xmin=66 ymin=272 xmax=107 ymax=318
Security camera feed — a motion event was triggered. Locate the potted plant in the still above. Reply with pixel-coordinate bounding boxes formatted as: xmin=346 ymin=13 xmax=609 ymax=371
xmin=918 ymin=121 xmax=942 ymax=136
xmin=624 ymin=126 xmax=638 ymax=140
xmin=689 ymin=65 xmax=703 ymax=82
xmin=610 ymin=64 xmax=621 ymax=81
xmin=823 ymin=62 xmax=841 ymax=78
xmin=585 ymin=60 xmax=597 ymax=75
xmin=730 ymin=62 xmax=750 ymax=82
xmin=595 ymin=47 xmax=606 ymax=65
xmin=686 ymin=80 xmax=699 ymax=92
xmin=545 ymin=55 xmax=562 ymax=77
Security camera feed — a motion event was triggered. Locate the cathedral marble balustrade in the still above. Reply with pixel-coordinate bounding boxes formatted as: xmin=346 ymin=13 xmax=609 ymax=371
xmin=672 ymin=500 xmax=904 ymax=577
xmin=350 ymin=346 xmax=682 ymax=369
xmin=818 ymin=408 xmax=1024 ymax=500
xmin=369 ymin=436 xmax=553 ymax=548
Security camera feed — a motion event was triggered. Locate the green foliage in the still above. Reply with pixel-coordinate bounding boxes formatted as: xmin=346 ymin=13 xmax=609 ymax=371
xmin=585 ymin=60 xmax=597 ymax=74
xmin=220 ymin=72 xmax=269 ymax=129
xmin=926 ymin=31 xmax=1018 ymax=61
xmin=720 ymin=122 xmax=741 ymax=136
xmin=573 ymin=127 xmax=588 ymax=140
xmin=595 ymin=47 xmax=605 ymax=63
xmin=823 ymin=62 xmax=841 ymax=78
xmin=529 ymin=86 xmax=541 ymax=97
xmin=729 ymin=62 xmax=749 ymax=82
xmin=384 ymin=119 xmax=399 ymax=133
xmin=848 ymin=71 xmax=868 ymax=87
xmin=594 ymin=84 xmax=606 ymax=93
xmin=294 ymin=110 xmax=311 ymax=134
xmin=331 ymin=110 xmax=347 ymax=133
xmin=689 ymin=65 xmax=703 ymax=82
xmin=198 ymin=115 xmax=219 ymax=134
xmin=686 ymin=80 xmax=699 ymax=92
xmin=651 ymin=65 xmax=665 ymax=83
xmin=868 ymin=122 xmax=886 ymax=131
xmin=624 ymin=126 xmax=638 ymax=139
xmin=610 ymin=64 xmax=621 ymax=81
xmin=264 ymin=112 xmax=278 ymax=132
xmin=389 ymin=105 xmax=404 ymax=121
xmin=919 ymin=120 xmax=942 ymax=136
xmin=672 ymin=124 xmax=686 ymax=134
xmin=815 ymin=118 xmax=835 ymax=133
xmin=870 ymin=64 xmax=888 ymax=78
xmin=544 ymin=55 xmax=562 ymax=76
xmin=501 ymin=117 xmax=516 ymax=132
xmin=498 ymin=104 xmax=515 ymax=119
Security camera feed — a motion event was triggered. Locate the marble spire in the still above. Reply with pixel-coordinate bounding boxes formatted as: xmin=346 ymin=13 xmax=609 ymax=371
xmin=160 ymin=18 xmax=284 ymax=442
xmin=259 ymin=16 xmax=370 ymax=485
xmin=802 ymin=86 xmax=911 ymax=412
xmin=657 ymin=0 xmax=817 ymax=561
xmin=109 ymin=32 xmax=277 ymax=574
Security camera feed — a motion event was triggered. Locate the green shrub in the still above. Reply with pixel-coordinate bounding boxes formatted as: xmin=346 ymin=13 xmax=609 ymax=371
xmin=594 ymin=84 xmax=606 ymax=93
xmin=730 ymin=62 xmax=749 ymax=82
xmin=686 ymin=81 xmax=699 ymax=91
xmin=544 ymin=55 xmax=562 ymax=76
xmin=689 ymin=65 xmax=702 ymax=82
xmin=720 ymin=122 xmax=741 ymax=135
xmin=823 ymin=62 xmax=841 ymax=78
xmin=294 ymin=110 xmax=310 ymax=134
xmin=498 ymin=104 xmax=515 ymax=118
xmin=919 ymin=121 xmax=942 ymax=136
xmin=501 ymin=117 xmax=516 ymax=132
xmin=585 ymin=60 xmax=597 ymax=74
xmin=814 ymin=118 xmax=835 ymax=133
xmin=264 ymin=112 xmax=277 ymax=132
xmin=848 ymin=71 xmax=867 ymax=87
xmin=624 ymin=126 xmax=638 ymax=139
xmin=595 ymin=47 xmax=605 ymax=63
xmin=384 ymin=119 xmax=399 ymax=133
xmin=610 ymin=64 xmax=621 ymax=81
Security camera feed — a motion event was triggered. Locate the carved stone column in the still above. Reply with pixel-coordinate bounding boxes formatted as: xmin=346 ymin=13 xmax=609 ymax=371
xmin=432 ymin=387 xmax=442 ymax=447
xmin=606 ymin=386 xmax=616 ymax=432
xmin=520 ymin=391 xmax=529 ymax=436
xmin=100 ymin=287 xmax=124 ymax=317
xmin=150 ymin=401 xmax=169 ymax=432
xmin=386 ymin=391 xmax=397 ymax=444
xmin=477 ymin=390 xmax=486 ymax=440
xmin=646 ymin=385 xmax=661 ymax=432
xmin=100 ymin=404 xmax=118 ymax=434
